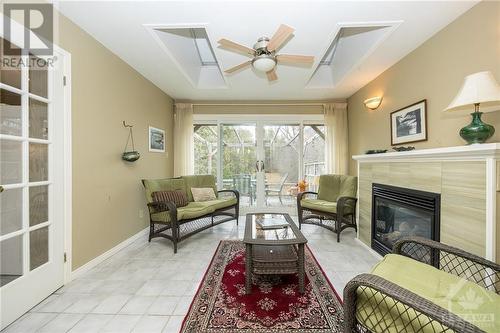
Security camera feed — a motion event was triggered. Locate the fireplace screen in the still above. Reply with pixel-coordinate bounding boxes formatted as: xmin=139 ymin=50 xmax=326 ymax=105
xmin=372 ymin=184 xmax=440 ymax=256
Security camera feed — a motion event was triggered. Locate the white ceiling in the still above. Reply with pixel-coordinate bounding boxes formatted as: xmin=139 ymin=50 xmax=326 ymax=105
xmin=55 ymin=1 xmax=478 ymax=100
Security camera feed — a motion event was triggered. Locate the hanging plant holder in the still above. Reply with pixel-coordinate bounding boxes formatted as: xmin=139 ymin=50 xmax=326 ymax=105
xmin=122 ymin=121 xmax=140 ymax=162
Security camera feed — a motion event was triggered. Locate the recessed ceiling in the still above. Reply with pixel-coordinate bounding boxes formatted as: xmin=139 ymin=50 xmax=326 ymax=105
xmin=55 ymin=1 xmax=478 ymax=100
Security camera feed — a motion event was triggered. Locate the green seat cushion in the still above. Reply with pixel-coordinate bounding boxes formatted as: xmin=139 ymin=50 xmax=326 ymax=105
xmin=142 ymin=178 xmax=186 ymax=203
xmin=356 ymin=254 xmax=500 ymax=332
xmin=195 ymin=198 xmax=238 ymax=211
xmin=150 ymin=202 xmax=216 ymax=223
xmin=182 ymin=175 xmax=217 ymax=202
xmin=300 ymin=198 xmax=337 ymax=213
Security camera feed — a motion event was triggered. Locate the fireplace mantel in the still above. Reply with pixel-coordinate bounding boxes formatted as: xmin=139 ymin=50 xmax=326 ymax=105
xmin=352 ymin=143 xmax=499 ymax=263
xmin=353 ymin=143 xmax=500 ymax=162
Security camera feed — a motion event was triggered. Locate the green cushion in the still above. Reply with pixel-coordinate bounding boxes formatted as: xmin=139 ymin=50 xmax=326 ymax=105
xmin=142 ymin=178 xmax=186 ymax=203
xmin=150 ymin=202 xmax=216 ymax=223
xmin=182 ymin=175 xmax=217 ymax=202
xmin=300 ymin=198 xmax=337 ymax=213
xmin=356 ymin=254 xmax=500 ymax=333
xmin=317 ymin=174 xmax=357 ymax=202
xmin=195 ymin=198 xmax=238 ymax=211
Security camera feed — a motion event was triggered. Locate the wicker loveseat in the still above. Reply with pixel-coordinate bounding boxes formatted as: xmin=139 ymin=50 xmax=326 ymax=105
xmin=344 ymin=237 xmax=500 ymax=332
xmin=142 ymin=175 xmax=239 ymax=253
xmin=297 ymin=174 xmax=357 ymax=242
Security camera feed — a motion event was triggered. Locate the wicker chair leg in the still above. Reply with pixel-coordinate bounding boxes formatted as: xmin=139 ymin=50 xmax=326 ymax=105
xmin=336 ymin=218 xmax=341 ymax=243
xmin=235 ymin=205 xmax=239 ymax=225
xmin=148 ymin=223 xmax=153 ymax=242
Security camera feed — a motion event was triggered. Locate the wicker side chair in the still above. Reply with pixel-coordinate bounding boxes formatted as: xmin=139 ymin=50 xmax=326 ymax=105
xmin=343 ymin=237 xmax=500 ymax=333
xmin=297 ymin=174 xmax=357 ymax=242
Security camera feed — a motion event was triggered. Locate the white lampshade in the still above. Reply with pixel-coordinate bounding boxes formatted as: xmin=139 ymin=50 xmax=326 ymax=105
xmin=444 ymin=71 xmax=500 ymax=113
xmin=252 ymin=55 xmax=276 ymax=72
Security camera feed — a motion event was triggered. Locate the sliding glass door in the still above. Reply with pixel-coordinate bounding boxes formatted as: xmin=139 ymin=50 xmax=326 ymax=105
xmin=193 ymin=119 xmax=325 ymax=215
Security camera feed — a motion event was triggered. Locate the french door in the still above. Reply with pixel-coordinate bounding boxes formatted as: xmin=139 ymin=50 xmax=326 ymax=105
xmin=194 ymin=118 xmax=325 ymax=215
xmin=0 ymin=37 xmax=68 ymax=329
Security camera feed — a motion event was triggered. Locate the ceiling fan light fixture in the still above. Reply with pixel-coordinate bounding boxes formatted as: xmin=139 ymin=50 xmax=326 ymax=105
xmin=252 ymin=55 xmax=276 ymax=72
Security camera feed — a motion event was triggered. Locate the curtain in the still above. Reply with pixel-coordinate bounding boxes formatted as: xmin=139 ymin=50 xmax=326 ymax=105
xmin=173 ymin=103 xmax=194 ymax=177
xmin=324 ymin=102 xmax=349 ymax=175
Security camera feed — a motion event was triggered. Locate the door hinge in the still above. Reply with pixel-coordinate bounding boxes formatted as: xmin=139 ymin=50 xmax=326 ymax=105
xmin=64 ymin=252 xmax=67 ymax=263
xmin=63 ymin=76 xmax=67 ymax=86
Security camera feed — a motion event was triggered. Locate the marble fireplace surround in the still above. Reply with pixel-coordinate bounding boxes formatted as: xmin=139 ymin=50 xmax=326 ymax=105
xmin=352 ymin=143 xmax=500 ymax=263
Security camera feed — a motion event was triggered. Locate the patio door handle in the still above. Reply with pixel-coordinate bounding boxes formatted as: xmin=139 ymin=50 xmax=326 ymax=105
xmin=255 ymin=160 xmax=265 ymax=172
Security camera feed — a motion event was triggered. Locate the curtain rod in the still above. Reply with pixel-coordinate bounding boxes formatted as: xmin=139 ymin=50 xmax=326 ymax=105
xmin=191 ymin=103 xmax=327 ymax=107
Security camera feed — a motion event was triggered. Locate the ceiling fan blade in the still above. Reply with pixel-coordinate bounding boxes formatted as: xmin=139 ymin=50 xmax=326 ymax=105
xmin=277 ymin=54 xmax=315 ymax=64
xmin=266 ymin=69 xmax=278 ymax=81
xmin=267 ymin=24 xmax=295 ymax=52
xmin=224 ymin=60 xmax=252 ymax=74
xmin=218 ymin=38 xmax=255 ymax=56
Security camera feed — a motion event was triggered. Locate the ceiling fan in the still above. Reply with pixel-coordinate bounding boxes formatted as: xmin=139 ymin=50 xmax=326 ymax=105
xmin=218 ymin=24 xmax=315 ymax=82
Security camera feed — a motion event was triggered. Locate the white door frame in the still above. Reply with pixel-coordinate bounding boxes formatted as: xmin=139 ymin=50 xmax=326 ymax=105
xmin=0 ymin=14 xmax=72 ymax=328
xmin=194 ymin=114 xmax=324 ymax=214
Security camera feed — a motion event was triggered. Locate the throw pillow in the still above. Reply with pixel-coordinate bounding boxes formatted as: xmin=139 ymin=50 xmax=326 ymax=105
xmin=191 ymin=187 xmax=216 ymax=202
xmin=152 ymin=190 xmax=188 ymax=207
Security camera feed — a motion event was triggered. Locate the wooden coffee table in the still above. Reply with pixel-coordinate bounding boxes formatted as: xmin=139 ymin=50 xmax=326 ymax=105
xmin=243 ymin=213 xmax=308 ymax=294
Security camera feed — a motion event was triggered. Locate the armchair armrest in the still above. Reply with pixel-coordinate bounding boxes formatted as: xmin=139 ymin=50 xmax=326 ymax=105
xmin=343 ymin=273 xmax=482 ymax=333
xmin=218 ymin=189 xmax=240 ymax=202
xmin=297 ymin=191 xmax=318 ymax=201
xmin=146 ymin=201 xmax=177 ymax=217
xmin=336 ymin=196 xmax=357 ymax=218
xmin=394 ymin=237 xmax=500 ymax=292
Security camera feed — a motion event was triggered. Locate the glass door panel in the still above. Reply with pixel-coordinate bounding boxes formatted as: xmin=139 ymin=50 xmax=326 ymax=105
xmin=221 ymin=124 xmax=257 ymax=211
xmin=303 ymin=125 xmax=326 ymax=192
xmin=193 ymin=124 xmax=218 ymax=178
xmin=262 ymin=125 xmax=300 ymax=210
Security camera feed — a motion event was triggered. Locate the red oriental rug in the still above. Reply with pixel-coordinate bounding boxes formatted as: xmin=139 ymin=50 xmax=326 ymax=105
xmin=180 ymin=240 xmax=343 ymax=332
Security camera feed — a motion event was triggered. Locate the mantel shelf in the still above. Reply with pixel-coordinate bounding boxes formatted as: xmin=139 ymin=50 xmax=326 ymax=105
xmin=353 ymin=143 xmax=500 ymax=162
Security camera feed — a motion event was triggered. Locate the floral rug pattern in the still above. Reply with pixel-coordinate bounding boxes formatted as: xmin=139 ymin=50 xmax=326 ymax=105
xmin=180 ymin=240 xmax=343 ymax=332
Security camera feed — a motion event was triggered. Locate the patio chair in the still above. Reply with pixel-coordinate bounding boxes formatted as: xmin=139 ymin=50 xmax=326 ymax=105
xmin=265 ymin=173 xmax=288 ymax=205
xmin=233 ymin=174 xmax=254 ymax=205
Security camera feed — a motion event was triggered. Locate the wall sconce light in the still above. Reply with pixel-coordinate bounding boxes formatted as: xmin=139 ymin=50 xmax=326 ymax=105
xmin=364 ymin=96 xmax=383 ymax=110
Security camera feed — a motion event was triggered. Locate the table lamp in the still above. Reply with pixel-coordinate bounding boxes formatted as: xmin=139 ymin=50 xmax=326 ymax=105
xmin=444 ymin=71 xmax=500 ymax=144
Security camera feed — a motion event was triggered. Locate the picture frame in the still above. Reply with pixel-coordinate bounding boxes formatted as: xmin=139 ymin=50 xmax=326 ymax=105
xmin=390 ymin=99 xmax=427 ymax=145
xmin=149 ymin=126 xmax=165 ymax=152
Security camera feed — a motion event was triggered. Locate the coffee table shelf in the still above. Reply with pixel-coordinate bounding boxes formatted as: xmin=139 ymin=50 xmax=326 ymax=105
xmin=244 ymin=213 xmax=307 ymax=294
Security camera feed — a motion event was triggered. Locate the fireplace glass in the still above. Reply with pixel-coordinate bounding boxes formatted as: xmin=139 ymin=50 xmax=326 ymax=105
xmin=371 ymin=183 xmax=440 ymax=256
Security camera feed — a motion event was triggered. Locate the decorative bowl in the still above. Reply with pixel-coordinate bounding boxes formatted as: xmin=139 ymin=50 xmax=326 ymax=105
xmin=365 ymin=149 xmax=387 ymax=154
xmin=122 ymin=151 xmax=140 ymax=162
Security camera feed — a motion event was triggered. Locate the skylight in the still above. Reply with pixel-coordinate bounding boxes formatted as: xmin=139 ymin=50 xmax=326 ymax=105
xmin=191 ymin=28 xmax=217 ymax=66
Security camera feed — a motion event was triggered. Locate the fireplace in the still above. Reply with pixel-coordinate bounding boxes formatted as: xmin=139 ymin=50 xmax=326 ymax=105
xmin=371 ymin=183 xmax=440 ymax=256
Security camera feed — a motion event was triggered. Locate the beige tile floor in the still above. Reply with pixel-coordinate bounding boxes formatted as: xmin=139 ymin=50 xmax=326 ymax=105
xmin=3 ymin=216 xmax=380 ymax=333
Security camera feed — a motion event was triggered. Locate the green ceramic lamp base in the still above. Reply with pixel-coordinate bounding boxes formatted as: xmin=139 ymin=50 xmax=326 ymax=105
xmin=459 ymin=110 xmax=495 ymax=144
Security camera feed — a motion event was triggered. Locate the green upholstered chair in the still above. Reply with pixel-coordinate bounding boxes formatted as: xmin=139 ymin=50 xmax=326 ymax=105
xmin=142 ymin=175 xmax=239 ymax=253
xmin=297 ymin=174 xmax=357 ymax=242
xmin=344 ymin=237 xmax=500 ymax=333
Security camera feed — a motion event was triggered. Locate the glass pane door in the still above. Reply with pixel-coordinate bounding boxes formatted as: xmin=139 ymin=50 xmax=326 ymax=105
xmin=1 ymin=36 xmax=66 ymax=329
xmin=220 ymin=124 xmax=257 ymax=211
xmin=262 ymin=125 xmax=300 ymax=210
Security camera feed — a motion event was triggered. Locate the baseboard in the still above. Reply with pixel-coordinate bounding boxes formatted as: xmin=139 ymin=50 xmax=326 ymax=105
xmin=355 ymin=237 xmax=383 ymax=260
xmin=70 ymin=227 xmax=149 ymax=281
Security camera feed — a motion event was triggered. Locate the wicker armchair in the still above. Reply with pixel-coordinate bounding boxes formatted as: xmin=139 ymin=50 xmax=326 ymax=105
xmin=297 ymin=174 xmax=357 ymax=242
xmin=343 ymin=237 xmax=500 ymax=333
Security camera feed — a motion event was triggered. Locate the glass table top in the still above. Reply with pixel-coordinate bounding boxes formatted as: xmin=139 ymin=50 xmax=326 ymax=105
xmin=249 ymin=214 xmax=297 ymax=241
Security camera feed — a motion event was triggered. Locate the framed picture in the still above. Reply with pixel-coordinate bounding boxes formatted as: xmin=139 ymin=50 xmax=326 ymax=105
xmin=149 ymin=126 xmax=165 ymax=152
xmin=390 ymin=100 xmax=427 ymax=145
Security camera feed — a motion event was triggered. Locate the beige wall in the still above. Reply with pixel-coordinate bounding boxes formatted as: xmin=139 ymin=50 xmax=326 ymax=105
xmin=58 ymin=15 xmax=174 ymax=270
xmin=347 ymin=1 xmax=500 ymax=175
